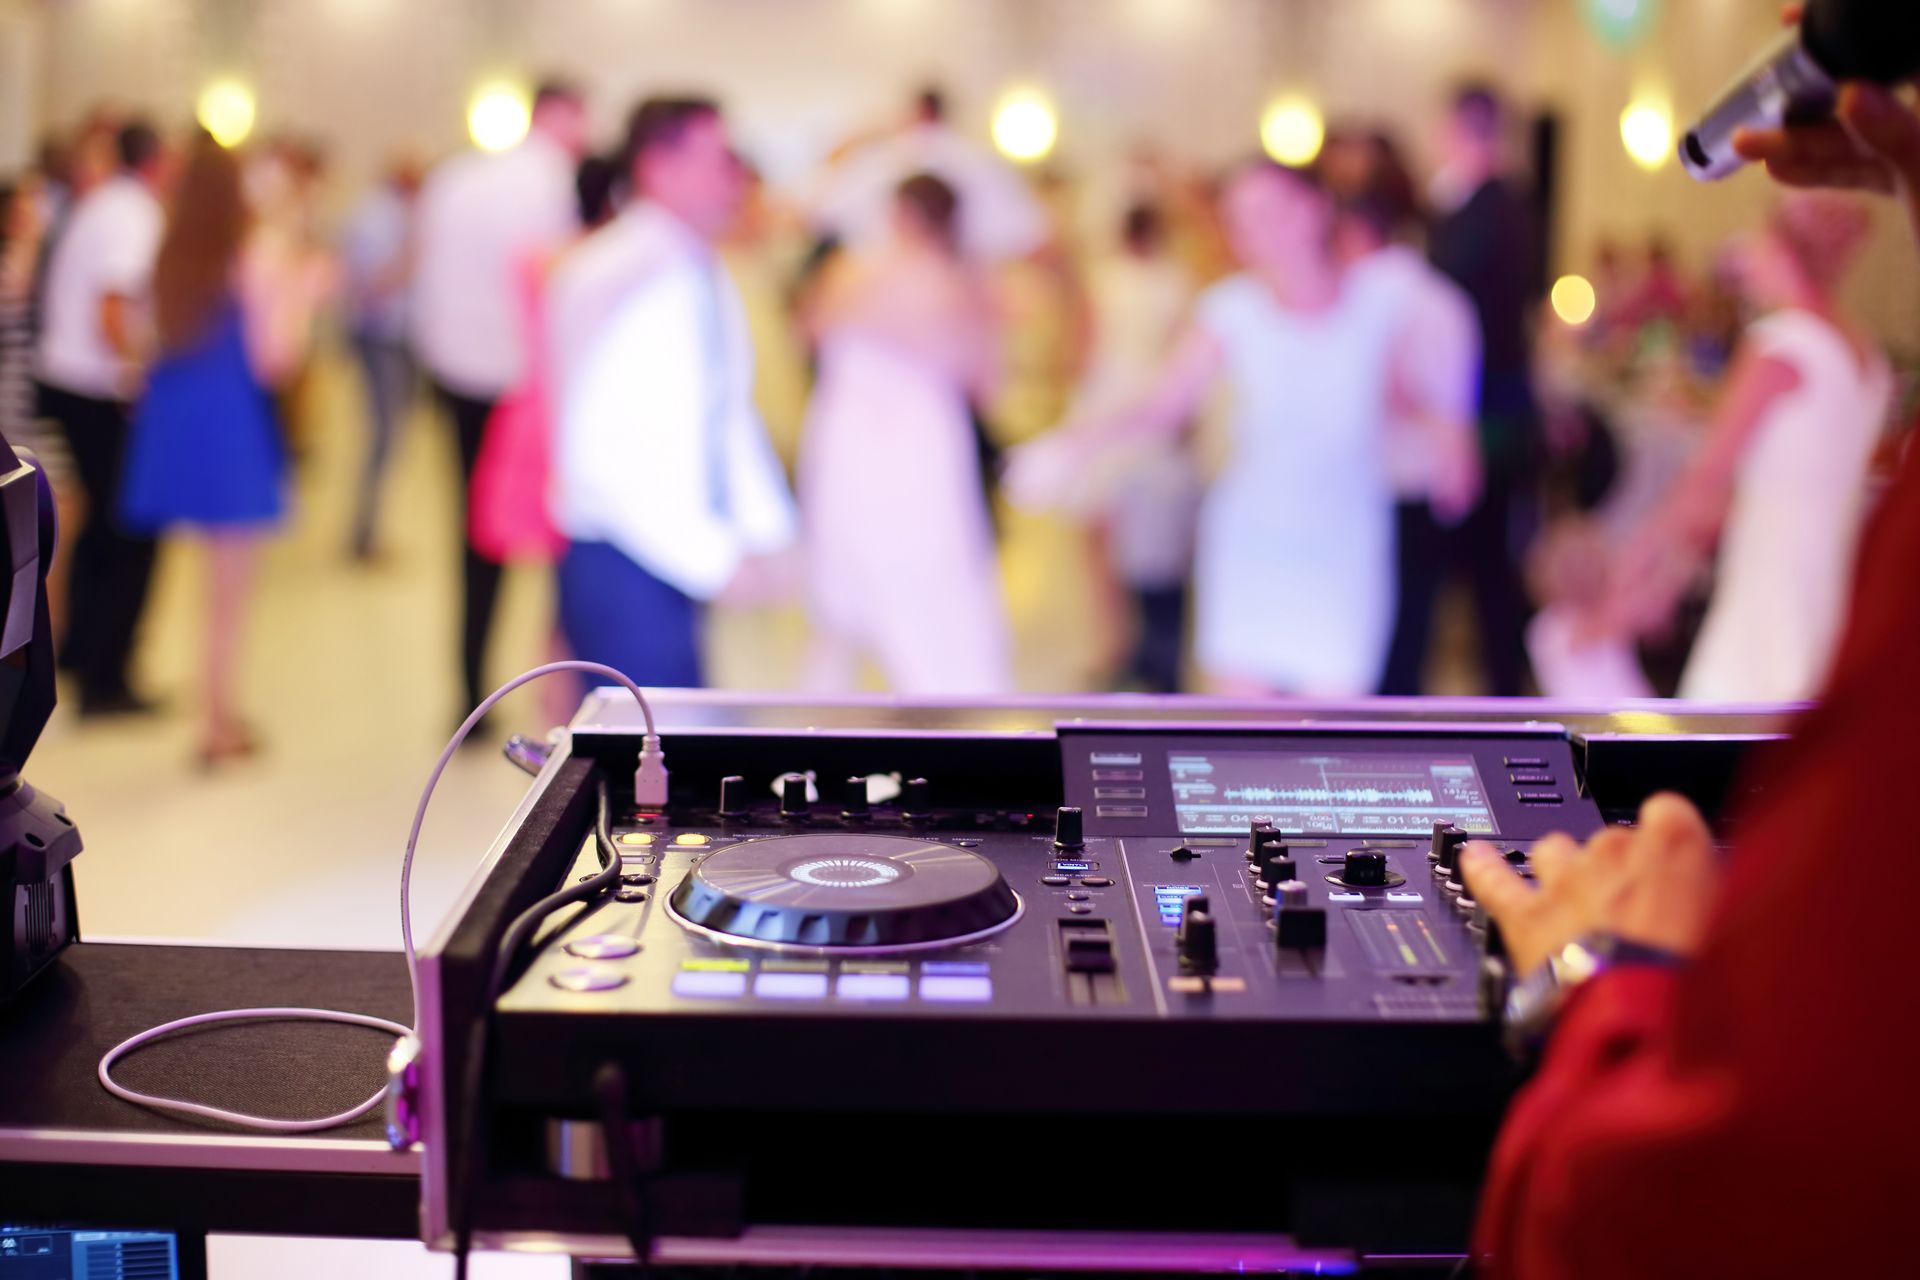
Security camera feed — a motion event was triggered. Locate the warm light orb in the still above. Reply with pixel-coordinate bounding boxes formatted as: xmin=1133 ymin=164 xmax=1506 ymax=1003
xmin=1620 ymin=100 xmax=1675 ymax=171
xmin=992 ymin=91 xmax=1059 ymax=164
xmin=468 ymin=83 xmax=531 ymax=153
xmin=1551 ymin=274 xmax=1599 ymax=327
xmin=1260 ymin=97 xmax=1326 ymax=168
xmin=196 ymin=80 xmax=257 ymax=150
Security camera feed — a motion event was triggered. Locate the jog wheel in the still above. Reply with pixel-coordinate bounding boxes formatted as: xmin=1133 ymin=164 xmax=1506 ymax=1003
xmin=667 ymin=833 xmax=1020 ymax=951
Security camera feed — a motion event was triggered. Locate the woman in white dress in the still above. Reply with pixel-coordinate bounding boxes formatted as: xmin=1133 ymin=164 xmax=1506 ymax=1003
xmin=1592 ymin=193 xmax=1890 ymax=702
xmin=1015 ymin=158 xmax=1430 ymax=697
xmin=798 ymin=174 xmax=1012 ymax=694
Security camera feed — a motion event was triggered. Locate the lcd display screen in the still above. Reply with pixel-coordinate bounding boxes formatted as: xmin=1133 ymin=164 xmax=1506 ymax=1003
xmin=1170 ymin=750 xmax=1497 ymax=835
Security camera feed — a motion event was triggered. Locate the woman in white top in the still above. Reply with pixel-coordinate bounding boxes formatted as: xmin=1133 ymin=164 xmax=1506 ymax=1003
xmin=1015 ymin=158 xmax=1437 ymax=697
xmin=798 ymin=173 xmax=1011 ymax=694
xmin=1594 ymin=194 xmax=1891 ymax=702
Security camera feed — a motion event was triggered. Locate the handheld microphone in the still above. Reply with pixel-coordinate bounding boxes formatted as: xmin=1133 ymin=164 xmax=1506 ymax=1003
xmin=1681 ymin=0 xmax=1920 ymax=182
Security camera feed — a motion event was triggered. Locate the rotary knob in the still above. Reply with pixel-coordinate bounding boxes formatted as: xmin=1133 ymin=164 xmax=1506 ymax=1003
xmin=902 ymin=777 xmax=932 ymax=821
xmin=1342 ymin=849 xmax=1390 ymax=888
xmin=779 ymin=773 xmax=810 ymax=819
xmin=717 ymin=774 xmax=748 ymax=819
xmin=841 ymin=775 xmax=871 ymax=822
xmin=1432 ymin=824 xmax=1469 ymax=873
xmin=1245 ymin=819 xmax=1277 ymax=861
xmin=1257 ymin=845 xmax=1297 ymax=888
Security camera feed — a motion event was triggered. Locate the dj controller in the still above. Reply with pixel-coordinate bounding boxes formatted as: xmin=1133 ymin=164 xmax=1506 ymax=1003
xmin=415 ymin=702 xmax=1772 ymax=1272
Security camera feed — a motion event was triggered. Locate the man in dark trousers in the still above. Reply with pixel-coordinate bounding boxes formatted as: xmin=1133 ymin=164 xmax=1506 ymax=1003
xmin=1381 ymin=85 xmax=1539 ymax=696
xmin=33 ymin=121 xmax=168 ymax=716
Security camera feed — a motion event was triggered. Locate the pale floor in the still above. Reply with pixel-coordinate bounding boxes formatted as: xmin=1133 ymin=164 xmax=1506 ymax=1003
xmin=33 ymin=348 xmax=1483 ymax=1276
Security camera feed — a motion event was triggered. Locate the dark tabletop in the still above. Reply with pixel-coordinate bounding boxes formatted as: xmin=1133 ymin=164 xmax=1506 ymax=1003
xmin=0 ymin=941 xmax=410 ymax=1143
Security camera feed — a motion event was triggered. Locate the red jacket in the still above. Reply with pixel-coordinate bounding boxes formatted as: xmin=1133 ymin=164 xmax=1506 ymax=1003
xmin=1475 ymin=445 xmax=1920 ymax=1278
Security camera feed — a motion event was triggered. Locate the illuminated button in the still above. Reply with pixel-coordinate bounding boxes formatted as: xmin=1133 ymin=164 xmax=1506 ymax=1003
xmin=922 ymin=961 xmax=990 ymax=975
xmin=755 ymin=972 xmax=829 ymax=1000
xmin=672 ymin=970 xmax=747 ymax=999
xmin=1504 ymin=756 xmax=1547 ymax=768
xmin=837 ymin=973 xmax=910 ymax=1001
xmin=564 ymin=935 xmax=639 ymax=960
xmin=1386 ymin=892 xmax=1425 ymax=905
xmin=1329 ymin=891 xmax=1365 ymax=903
xmin=1518 ymin=793 xmax=1564 ymax=805
xmin=550 ymin=966 xmax=628 ymax=993
xmin=674 ymin=833 xmax=710 ymax=846
xmin=681 ymin=957 xmax=749 ymax=972
xmin=920 ymin=975 xmax=993 ymax=1003
xmin=618 ymin=832 xmax=655 ymax=846
xmin=1510 ymin=772 xmax=1555 ymax=786
xmin=1095 ymin=805 xmax=1148 ymax=819
xmin=1090 ymin=751 xmax=1143 ymax=767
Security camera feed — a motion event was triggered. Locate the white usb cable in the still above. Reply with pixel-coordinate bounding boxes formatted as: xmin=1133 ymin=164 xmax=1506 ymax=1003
xmin=97 ymin=661 xmax=659 ymax=1133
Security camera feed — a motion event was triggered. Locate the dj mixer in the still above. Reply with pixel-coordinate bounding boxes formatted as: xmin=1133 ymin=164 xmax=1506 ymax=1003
xmin=414 ymin=705 xmax=1766 ymax=1271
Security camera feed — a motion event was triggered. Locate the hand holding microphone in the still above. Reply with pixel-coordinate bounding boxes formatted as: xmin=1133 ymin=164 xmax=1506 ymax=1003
xmin=1683 ymin=0 xmax=1920 ymax=187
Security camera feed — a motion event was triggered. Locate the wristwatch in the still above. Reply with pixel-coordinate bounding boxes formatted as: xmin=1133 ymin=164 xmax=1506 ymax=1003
xmin=1502 ymin=932 xmax=1685 ymax=1056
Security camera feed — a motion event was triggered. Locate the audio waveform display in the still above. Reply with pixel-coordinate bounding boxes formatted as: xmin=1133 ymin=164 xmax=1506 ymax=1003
xmin=1222 ymin=785 xmax=1436 ymax=805
xmin=1172 ymin=749 xmax=1497 ymax=836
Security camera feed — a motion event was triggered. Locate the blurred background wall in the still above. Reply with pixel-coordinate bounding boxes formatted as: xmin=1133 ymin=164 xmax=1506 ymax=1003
xmin=1 ymin=0 xmax=1913 ymax=346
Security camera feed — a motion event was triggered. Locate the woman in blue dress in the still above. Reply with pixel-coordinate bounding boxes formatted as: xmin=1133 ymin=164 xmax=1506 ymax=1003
xmin=121 ymin=132 xmax=329 ymax=764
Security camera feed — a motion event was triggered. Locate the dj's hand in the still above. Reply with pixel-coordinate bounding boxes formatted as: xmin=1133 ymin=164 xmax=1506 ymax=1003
xmin=1461 ymin=794 xmax=1722 ymax=979
xmin=1736 ymin=83 xmax=1920 ymax=224
xmin=1735 ymin=4 xmax=1920 ymax=225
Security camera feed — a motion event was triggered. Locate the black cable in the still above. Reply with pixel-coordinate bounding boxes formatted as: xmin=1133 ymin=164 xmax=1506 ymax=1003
xmin=454 ymin=775 xmax=622 ymax=1280
xmin=593 ymin=1061 xmax=658 ymax=1278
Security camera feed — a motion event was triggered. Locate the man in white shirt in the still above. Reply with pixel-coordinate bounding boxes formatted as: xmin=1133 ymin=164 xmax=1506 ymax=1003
xmin=34 ymin=120 xmax=168 ymax=716
xmin=548 ymin=97 xmax=797 ymax=687
xmin=411 ymin=80 xmax=585 ymax=720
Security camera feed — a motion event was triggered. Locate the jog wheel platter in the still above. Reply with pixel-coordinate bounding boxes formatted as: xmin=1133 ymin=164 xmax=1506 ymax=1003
xmin=668 ymin=834 xmax=1022 ymax=952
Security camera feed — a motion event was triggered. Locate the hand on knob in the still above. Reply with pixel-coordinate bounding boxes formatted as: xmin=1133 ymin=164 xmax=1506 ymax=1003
xmin=1460 ymin=794 xmax=1722 ymax=978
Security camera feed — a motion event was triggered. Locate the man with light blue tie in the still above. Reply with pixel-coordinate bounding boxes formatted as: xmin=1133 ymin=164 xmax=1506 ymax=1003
xmin=548 ymin=98 xmax=797 ymax=687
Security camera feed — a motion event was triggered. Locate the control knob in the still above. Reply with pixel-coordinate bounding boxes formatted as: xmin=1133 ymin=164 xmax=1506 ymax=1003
xmin=1256 ymin=845 xmax=1297 ymax=888
xmin=841 ymin=775 xmax=871 ymax=822
xmin=1342 ymin=849 xmax=1390 ymax=888
xmin=1052 ymin=805 xmax=1085 ymax=850
xmin=902 ymin=776 xmax=932 ymax=821
xmin=717 ymin=775 xmax=748 ymax=819
xmin=1245 ymin=819 xmax=1277 ymax=862
xmin=779 ymin=772 xmax=810 ymax=819
xmin=1432 ymin=824 xmax=1469 ymax=874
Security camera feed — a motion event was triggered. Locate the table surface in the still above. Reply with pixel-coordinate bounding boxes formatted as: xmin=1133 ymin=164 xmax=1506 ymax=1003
xmin=0 ymin=941 xmax=415 ymax=1171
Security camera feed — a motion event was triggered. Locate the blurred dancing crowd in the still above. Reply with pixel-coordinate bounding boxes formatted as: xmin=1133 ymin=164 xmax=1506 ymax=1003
xmin=0 ymin=80 xmax=1906 ymax=760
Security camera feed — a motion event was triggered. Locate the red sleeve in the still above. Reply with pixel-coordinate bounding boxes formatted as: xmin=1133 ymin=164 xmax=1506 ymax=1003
xmin=1473 ymin=448 xmax=1920 ymax=1279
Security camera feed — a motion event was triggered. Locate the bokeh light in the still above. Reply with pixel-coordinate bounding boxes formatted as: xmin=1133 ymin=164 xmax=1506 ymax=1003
xmin=195 ymin=79 xmax=257 ymax=150
xmin=468 ymin=82 xmax=531 ymax=153
xmin=1551 ymin=274 xmax=1599 ymax=326
xmin=1620 ymin=99 xmax=1674 ymax=171
xmin=1260 ymin=97 xmax=1326 ymax=168
xmin=991 ymin=90 xmax=1059 ymax=164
